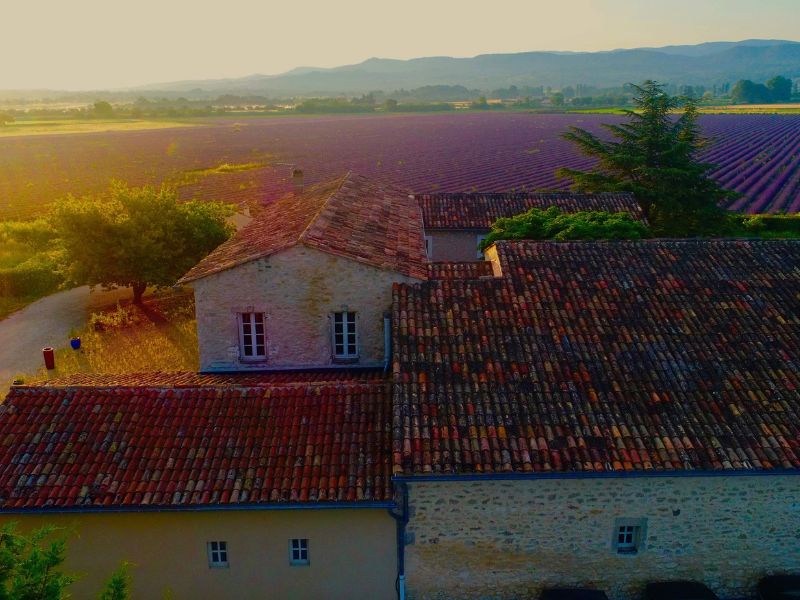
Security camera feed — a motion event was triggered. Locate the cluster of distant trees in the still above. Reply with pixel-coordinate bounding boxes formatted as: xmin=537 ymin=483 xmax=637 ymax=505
xmin=731 ymin=76 xmax=794 ymax=104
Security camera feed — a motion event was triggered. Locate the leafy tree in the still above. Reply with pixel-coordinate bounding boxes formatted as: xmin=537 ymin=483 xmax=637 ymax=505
xmin=479 ymin=207 xmax=650 ymax=250
xmin=92 ymin=101 xmax=114 ymax=117
xmin=0 ymin=113 xmax=14 ymax=126
xmin=50 ymin=182 xmax=234 ymax=304
xmin=0 ymin=523 xmax=75 ymax=600
xmin=731 ymin=80 xmax=773 ymax=104
xmin=766 ymin=76 xmax=792 ymax=102
xmin=557 ymin=80 xmax=733 ymax=236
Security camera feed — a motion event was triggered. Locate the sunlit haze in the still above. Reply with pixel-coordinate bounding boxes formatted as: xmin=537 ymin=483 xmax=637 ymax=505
xmin=4 ymin=0 xmax=799 ymax=90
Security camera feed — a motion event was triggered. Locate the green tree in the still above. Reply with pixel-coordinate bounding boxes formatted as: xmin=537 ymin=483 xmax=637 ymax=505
xmin=98 ymin=563 xmax=131 ymax=600
xmin=557 ymin=80 xmax=733 ymax=236
xmin=0 ymin=113 xmax=14 ymax=126
xmin=50 ymin=182 xmax=234 ymax=304
xmin=730 ymin=80 xmax=773 ymax=104
xmin=479 ymin=207 xmax=649 ymax=250
xmin=92 ymin=101 xmax=114 ymax=117
xmin=766 ymin=76 xmax=792 ymax=102
xmin=0 ymin=524 xmax=75 ymax=600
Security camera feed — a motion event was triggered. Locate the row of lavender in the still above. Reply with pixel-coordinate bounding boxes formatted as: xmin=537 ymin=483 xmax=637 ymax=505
xmin=203 ymin=112 xmax=799 ymax=214
xmin=1 ymin=112 xmax=799 ymax=219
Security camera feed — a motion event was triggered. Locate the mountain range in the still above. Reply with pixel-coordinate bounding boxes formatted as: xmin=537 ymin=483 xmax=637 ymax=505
xmin=137 ymin=39 xmax=800 ymax=96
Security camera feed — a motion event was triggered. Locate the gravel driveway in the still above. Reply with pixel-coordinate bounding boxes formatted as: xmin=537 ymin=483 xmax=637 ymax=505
xmin=0 ymin=286 xmax=131 ymax=383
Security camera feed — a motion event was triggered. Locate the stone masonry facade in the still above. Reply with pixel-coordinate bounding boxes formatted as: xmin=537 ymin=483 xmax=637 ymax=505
xmin=193 ymin=245 xmax=421 ymax=371
xmin=404 ymin=476 xmax=800 ymax=600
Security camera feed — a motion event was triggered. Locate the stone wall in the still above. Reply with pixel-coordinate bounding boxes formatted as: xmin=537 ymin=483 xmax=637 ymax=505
xmin=404 ymin=475 xmax=800 ymax=600
xmin=193 ymin=245 xmax=420 ymax=370
xmin=428 ymin=230 xmax=487 ymax=262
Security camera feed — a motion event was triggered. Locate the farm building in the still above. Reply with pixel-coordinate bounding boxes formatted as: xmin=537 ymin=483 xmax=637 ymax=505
xmin=417 ymin=191 xmax=644 ymax=261
xmin=0 ymin=174 xmax=799 ymax=600
xmin=178 ymin=173 xmax=428 ymax=372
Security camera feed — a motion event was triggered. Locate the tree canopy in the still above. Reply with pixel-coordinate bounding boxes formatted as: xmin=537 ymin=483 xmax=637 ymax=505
xmin=731 ymin=76 xmax=793 ymax=104
xmin=557 ymin=80 xmax=733 ymax=236
xmin=479 ymin=207 xmax=650 ymax=250
xmin=50 ymin=182 xmax=234 ymax=303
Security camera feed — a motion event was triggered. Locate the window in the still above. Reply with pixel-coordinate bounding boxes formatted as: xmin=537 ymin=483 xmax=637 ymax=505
xmin=613 ymin=518 xmax=647 ymax=555
xmin=424 ymin=235 xmax=433 ymax=259
xmin=207 ymin=541 xmax=229 ymax=568
xmin=332 ymin=311 xmax=358 ymax=360
xmin=476 ymin=234 xmax=488 ymax=258
xmin=239 ymin=312 xmax=266 ymax=360
xmin=289 ymin=538 xmax=309 ymax=566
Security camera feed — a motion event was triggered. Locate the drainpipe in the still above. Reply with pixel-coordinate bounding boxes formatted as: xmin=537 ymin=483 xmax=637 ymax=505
xmin=388 ymin=481 xmax=409 ymax=600
xmin=383 ymin=312 xmax=392 ymax=373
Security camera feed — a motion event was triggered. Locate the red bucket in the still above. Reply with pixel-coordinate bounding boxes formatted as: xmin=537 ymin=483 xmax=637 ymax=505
xmin=43 ymin=347 xmax=55 ymax=370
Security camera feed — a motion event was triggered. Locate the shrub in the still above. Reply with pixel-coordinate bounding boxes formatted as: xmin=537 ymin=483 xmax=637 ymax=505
xmin=480 ymin=207 xmax=650 ymax=250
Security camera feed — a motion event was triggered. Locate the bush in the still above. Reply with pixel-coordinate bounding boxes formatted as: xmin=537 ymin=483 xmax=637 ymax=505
xmin=480 ymin=207 xmax=650 ymax=249
xmin=0 ymin=254 xmax=62 ymax=297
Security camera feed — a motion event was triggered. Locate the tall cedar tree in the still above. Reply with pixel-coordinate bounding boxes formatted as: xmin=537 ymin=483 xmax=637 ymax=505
xmin=51 ymin=182 xmax=234 ymax=304
xmin=557 ymin=81 xmax=734 ymax=236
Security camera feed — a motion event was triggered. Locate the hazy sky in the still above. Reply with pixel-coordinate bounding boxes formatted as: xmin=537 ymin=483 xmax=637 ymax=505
xmin=4 ymin=0 xmax=799 ymax=90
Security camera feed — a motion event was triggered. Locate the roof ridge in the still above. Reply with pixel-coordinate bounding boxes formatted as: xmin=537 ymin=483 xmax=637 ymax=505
xmin=298 ymin=171 xmax=350 ymax=246
xmin=10 ymin=379 xmax=389 ymax=393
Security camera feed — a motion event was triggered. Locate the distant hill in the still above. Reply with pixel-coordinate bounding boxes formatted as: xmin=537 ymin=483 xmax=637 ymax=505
xmin=134 ymin=39 xmax=800 ymax=97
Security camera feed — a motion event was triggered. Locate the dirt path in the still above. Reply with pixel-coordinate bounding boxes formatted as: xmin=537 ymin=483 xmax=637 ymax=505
xmin=0 ymin=286 xmax=131 ymax=382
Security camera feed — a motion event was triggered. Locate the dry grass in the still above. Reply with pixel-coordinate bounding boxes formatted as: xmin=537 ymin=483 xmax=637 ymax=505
xmin=16 ymin=290 xmax=198 ymax=388
xmin=698 ymin=103 xmax=800 ymax=114
xmin=0 ymin=118 xmax=197 ymax=138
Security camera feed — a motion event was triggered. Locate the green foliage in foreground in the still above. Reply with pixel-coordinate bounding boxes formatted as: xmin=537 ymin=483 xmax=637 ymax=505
xmin=50 ymin=182 xmax=235 ymax=304
xmin=97 ymin=563 xmax=131 ymax=600
xmin=479 ymin=207 xmax=650 ymax=250
xmin=0 ymin=523 xmax=131 ymax=600
xmin=0 ymin=523 xmax=75 ymax=600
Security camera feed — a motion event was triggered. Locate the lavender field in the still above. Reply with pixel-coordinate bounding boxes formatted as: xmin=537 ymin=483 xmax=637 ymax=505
xmin=1 ymin=112 xmax=799 ymax=219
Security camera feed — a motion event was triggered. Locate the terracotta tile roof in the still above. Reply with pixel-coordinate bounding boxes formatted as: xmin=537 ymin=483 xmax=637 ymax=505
xmin=0 ymin=375 xmax=392 ymax=510
xmin=427 ymin=261 xmax=495 ymax=280
xmin=392 ymin=240 xmax=800 ymax=476
xmin=29 ymin=369 xmax=386 ymax=388
xmin=180 ymin=172 xmax=428 ymax=283
xmin=418 ymin=192 xmax=644 ymax=230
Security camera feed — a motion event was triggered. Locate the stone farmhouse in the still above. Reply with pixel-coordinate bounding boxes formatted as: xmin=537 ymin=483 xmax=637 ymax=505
xmin=0 ymin=172 xmax=798 ymax=600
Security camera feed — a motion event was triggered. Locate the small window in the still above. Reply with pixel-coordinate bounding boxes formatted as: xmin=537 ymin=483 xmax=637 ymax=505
xmin=289 ymin=538 xmax=309 ymax=566
xmin=207 ymin=541 xmax=229 ymax=568
xmin=239 ymin=312 xmax=266 ymax=360
xmin=476 ymin=234 xmax=488 ymax=258
xmin=332 ymin=311 xmax=358 ymax=360
xmin=613 ymin=518 xmax=647 ymax=555
xmin=424 ymin=235 xmax=433 ymax=259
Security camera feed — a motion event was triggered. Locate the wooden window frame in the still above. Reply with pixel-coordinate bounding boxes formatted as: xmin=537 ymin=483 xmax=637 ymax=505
xmin=332 ymin=311 xmax=359 ymax=362
xmin=238 ymin=312 xmax=267 ymax=362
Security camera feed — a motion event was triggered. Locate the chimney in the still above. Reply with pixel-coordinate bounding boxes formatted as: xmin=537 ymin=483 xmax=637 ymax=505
xmin=292 ymin=168 xmax=304 ymax=193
